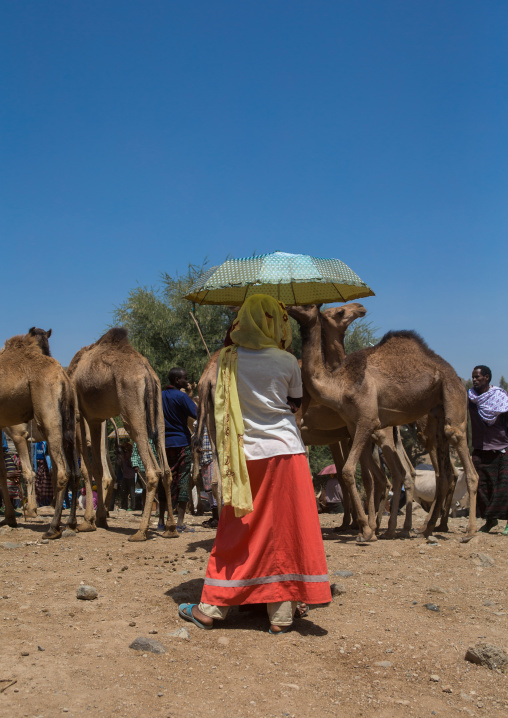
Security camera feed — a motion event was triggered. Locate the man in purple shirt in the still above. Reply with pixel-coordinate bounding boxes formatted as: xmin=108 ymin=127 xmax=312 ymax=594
xmin=468 ymin=365 xmax=508 ymax=534
xmin=159 ymin=367 xmax=197 ymax=533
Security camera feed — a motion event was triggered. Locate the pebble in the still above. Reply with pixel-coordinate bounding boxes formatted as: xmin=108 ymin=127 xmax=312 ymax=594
xmin=396 ymin=700 xmax=410 ymax=706
xmin=373 ymin=661 xmax=393 ymax=668
xmin=129 ymin=636 xmax=167 ymax=654
xmin=38 ymin=646 xmax=45 ymax=652
xmin=148 ymin=630 xmax=158 ymax=634
xmin=426 ymin=536 xmax=438 ymax=544
xmin=41 ymin=539 xmax=49 ymax=544
xmin=62 ymin=529 xmax=77 ymax=538
xmin=129 ymin=621 xmax=136 ymax=627
xmin=167 ymin=627 xmax=190 ymax=640
xmin=1 ymin=542 xmax=24 ymax=549
xmin=76 ymin=585 xmax=98 ymax=601
xmin=21 ymin=651 xmax=29 ymax=656
xmin=280 ymin=683 xmax=299 ymax=690
xmin=157 ymin=692 xmax=163 ymax=697
xmin=430 ymin=674 xmax=440 ymax=682
xmin=217 ymin=636 xmax=229 ymax=646
xmin=428 ymin=586 xmax=446 ymax=594
xmin=330 ymin=583 xmax=346 ymax=597
xmin=483 ymin=600 xmax=494 ymax=606
xmin=179 ymin=570 xmax=190 ymax=576
xmin=423 ymin=603 xmax=440 ymax=612
xmin=335 ymin=570 xmax=354 ymax=578
xmin=443 ymin=686 xmax=453 ymax=693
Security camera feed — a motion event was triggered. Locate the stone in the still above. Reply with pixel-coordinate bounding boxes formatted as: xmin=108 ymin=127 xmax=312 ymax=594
xmin=373 ymin=661 xmax=393 ymax=668
xmin=38 ymin=646 xmax=45 ymax=652
xmin=423 ymin=603 xmax=440 ymax=612
xmin=148 ymin=629 xmax=158 ymax=634
xmin=41 ymin=539 xmax=49 ymax=544
xmin=1 ymin=542 xmax=24 ymax=549
xmin=129 ymin=636 xmax=167 ymax=654
xmin=76 ymin=585 xmax=98 ymax=601
xmin=464 ymin=643 xmax=508 ymax=670
xmin=430 ymin=674 xmax=440 ymax=682
xmin=129 ymin=621 xmax=136 ymax=627
xmin=442 ymin=686 xmax=453 ymax=693
xmin=428 ymin=586 xmax=446 ymax=594
xmin=217 ymin=636 xmax=229 ymax=646
xmin=167 ymin=627 xmax=190 ymax=640
xmin=330 ymin=583 xmax=346 ymax=597
xmin=426 ymin=536 xmax=438 ymax=544
xmin=471 ymin=552 xmax=495 ymax=568
xmin=62 ymin=529 xmax=77 ymax=538
xmin=335 ymin=570 xmax=354 ymax=578
xmin=483 ymin=600 xmax=494 ymax=606
xmin=20 ymin=651 xmax=29 ymax=656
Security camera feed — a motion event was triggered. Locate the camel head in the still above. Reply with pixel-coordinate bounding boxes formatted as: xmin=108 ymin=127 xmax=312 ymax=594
xmin=321 ymin=303 xmax=367 ymax=333
xmin=28 ymin=327 xmax=52 ymax=356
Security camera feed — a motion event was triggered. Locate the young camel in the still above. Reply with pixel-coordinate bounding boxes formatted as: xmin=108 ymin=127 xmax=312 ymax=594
xmin=0 ymin=333 xmax=79 ymax=538
xmin=289 ymin=304 xmax=478 ymax=542
xmin=67 ymin=328 xmax=177 ymax=542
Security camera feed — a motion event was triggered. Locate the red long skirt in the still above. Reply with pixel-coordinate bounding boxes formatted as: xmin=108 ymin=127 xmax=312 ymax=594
xmin=200 ymin=453 xmax=331 ymax=606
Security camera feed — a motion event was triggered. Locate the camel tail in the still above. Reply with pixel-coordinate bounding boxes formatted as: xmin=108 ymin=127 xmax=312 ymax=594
xmin=144 ymin=375 xmax=159 ymax=444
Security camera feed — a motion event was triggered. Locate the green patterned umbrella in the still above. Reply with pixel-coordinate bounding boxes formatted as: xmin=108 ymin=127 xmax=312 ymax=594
xmin=184 ymin=251 xmax=374 ymax=306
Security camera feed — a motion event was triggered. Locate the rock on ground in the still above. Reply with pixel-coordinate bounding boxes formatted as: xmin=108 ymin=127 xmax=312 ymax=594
xmin=129 ymin=636 xmax=167 ymax=654
xmin=464 ymin=643 xmax=508 ymax=670
xmin=76 ymin=585 xmax=98 ymax=600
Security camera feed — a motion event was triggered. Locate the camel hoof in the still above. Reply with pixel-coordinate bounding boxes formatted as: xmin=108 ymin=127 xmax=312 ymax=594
xmin=128 ymin=531 xmax=148 ymax=542
xmin=43 ymin=528 xmax=62 ymax=540
xmin=95 ymin=518 xmax=109 ymax=530
xmin=332 ymin=524 xmax=352 ymax=533
xmin=162 ymin=529 xmax=179 ymax=539
xmin=25 ymin=509 xmax=38 ymax=519
xmin=356 ymin=529 xmax=374 ymax=543
xmin=0 ymin=517 xmax=18 ymax=528
xmin=77 ymin=521 xmax=96 ymax=533
xmin=66 ymin=522 xmax=78 ymax=531
xmin=396 ymin=529 xmax=412 ymax=539
xmin=460 ymin=534 xmax=476 ymax=543
xmin=379 ymin=532 xmax=396 ymax=540
xmin=435 ymin=524 xmax=449 ymax=533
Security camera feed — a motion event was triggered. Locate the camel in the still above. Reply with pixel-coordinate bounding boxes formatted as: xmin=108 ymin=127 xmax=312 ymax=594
xmin=288 ymin=304 xmax=478 ymax=541
xmin=0 ymin=332 xmax=79 ymax=538
xmin=67 ymin=327 xmax=177 ymax=541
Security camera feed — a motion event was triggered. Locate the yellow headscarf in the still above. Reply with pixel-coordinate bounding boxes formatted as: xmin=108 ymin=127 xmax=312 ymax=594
xmin=215 ymin=295 xmax=292 ymax=517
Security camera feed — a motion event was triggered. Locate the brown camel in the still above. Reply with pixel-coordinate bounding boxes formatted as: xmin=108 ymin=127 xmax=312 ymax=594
xmin=0 ymin=332 xmax=79 ymax=538
xmin=289 ymin=304 xmax=478 ymax=541
xmin=297 ymin=304 xmax=416 ymax=539
xmin=67 ymin=328 xmax=177 ymax=542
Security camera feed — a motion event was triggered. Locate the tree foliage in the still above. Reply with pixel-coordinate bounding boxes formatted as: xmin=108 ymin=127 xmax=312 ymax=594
xmin=112 ymin=263 xmax=235 ymax=384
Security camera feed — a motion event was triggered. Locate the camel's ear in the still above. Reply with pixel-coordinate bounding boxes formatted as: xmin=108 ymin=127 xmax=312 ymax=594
xmin=28 ymin=326 xmax=35 ymax=335
xmin=47 ymin=329 xmax=52 ymax=338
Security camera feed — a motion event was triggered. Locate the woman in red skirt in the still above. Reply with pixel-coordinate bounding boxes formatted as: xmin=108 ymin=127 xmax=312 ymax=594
xmin=179 ymin=294 xmax=331 ymax=633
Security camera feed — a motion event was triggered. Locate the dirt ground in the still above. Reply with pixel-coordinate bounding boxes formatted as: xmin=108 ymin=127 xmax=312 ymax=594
xmin=0 ymin=504 xmax=507 ymax=718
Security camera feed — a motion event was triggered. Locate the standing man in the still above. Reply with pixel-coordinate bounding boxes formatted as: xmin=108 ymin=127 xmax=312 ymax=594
xmin=468 ymin=365 xmax=508 ymax=534
xmin=160 ymin=367 xmax=197 ymax=533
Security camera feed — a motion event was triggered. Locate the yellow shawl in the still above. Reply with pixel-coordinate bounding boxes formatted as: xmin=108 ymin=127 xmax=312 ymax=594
xmin=215 ymin=294 xmax=292 ymax=517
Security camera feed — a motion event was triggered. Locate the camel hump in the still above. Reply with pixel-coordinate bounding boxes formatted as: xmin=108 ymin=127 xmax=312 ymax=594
xmin=378 ymin=329 xmax=428 ymax=349
xmin=4 ymin=334 xmax=40 ymax=352
xmin=97 ymin=327 xmax=129 ymax=345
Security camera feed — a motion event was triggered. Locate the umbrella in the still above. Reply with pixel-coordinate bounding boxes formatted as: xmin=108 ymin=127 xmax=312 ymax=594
xmin=184 ymin=251 xmax=374 ymax=306
xmin=318 ymin=464 xmax=338 ymax=476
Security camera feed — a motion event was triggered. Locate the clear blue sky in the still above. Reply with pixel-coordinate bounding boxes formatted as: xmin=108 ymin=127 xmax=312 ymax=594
xmin=1 ymin=1 xmax=507 ymax=381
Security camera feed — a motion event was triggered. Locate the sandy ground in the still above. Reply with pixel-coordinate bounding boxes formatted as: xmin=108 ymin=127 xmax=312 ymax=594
xmin=0 ymin=504 xmax=507 ymax=718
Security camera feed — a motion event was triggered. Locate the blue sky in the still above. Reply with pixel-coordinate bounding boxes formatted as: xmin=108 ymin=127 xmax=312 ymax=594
xmin=1 ymin=1 xmax=507 ymax=381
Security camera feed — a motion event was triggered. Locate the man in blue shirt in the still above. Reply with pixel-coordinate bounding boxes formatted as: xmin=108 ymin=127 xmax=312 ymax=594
xmin=159 ymin=367 xmax=197 ymax=532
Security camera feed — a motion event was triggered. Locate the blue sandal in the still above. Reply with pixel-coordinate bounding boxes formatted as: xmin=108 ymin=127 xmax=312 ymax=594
xmin=269 ymin=624 xmax=293 ymax=635
xmin=178 ymin=603 xmax=213 ymax=630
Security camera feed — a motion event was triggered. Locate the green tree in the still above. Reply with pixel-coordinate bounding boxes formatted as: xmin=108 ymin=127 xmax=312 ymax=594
xmin=112 ymin=263 xmax=235 ymax=384
xmin=499 ymin=376 xmax=508 ymax=392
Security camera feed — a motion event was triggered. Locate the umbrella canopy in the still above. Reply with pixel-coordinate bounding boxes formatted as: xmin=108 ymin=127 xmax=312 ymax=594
xmin=184 ymin=251 xmax=374 ymax=306
xmin=317 ymin=464 xmax=338 ymax=476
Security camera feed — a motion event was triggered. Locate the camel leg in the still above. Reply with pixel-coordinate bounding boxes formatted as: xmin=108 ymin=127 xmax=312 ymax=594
xmin=11 ymin=437 xmax=38 ymax=518
xmin=421 ymin=413 xmax=450 ymax=538
xmin=443 ymin=420 xmax=478 ymax=539
xmin=0 ymin=447 xmax=18 ymax=527
xmin=329 ymin=441 xmax=354 ymax=532
xmin=395 ymin=431 xmax=415 ymax=536
xmin=375 ymin=430 xmax=411 ymax=539
xmin=156 ymin=438 xmax=178 ymax=539
xmin=366 ymin=445 xmax=388 ymax=533
xmin=88 ymin=421 xmax=108 ymax=529
xmin=359 ymin=450 xmax=377 ymax=539
xmin=76 ymin=419 xmax=97 ymax=532
xmin=341 ymin=422 xmax=375 ymax=542
xmin=435 ymin=451 xmax=457 ymax=532
xmin=65 ymin=446 xmax=80 ymax=530
xmin=42 ymin=444 xmax=70 ymax=540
